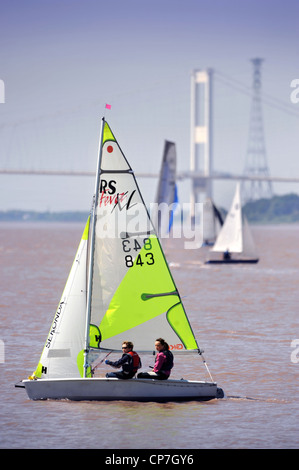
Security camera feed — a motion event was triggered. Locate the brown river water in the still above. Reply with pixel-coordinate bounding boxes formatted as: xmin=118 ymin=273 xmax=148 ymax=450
xmin=0 ymin=222 xmax=298 ymax=449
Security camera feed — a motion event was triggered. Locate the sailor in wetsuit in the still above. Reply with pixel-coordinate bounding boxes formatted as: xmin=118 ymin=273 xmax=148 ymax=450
xmin=105 ymin=341 xmax=141 ymax=379
xmin=137 ymin=338 xmax=174 ymax=380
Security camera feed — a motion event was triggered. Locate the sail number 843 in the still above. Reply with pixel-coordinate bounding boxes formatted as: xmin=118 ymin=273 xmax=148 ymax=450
xmin=122 ymin=238 xmax=155 ymax=268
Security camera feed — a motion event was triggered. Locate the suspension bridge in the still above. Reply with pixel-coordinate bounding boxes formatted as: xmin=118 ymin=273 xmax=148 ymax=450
xmin=1 ymin=65 xmax=299 ymax=204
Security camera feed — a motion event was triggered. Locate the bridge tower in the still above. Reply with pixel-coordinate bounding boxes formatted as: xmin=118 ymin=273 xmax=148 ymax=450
xmin=242 ymin=58 xmax=272 ymax=202
xmin=190 ymin=68 xmax=213 ymax=215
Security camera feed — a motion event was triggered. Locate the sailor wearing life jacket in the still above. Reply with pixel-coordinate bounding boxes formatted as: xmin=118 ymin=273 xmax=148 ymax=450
xmin=105 ymin=341 xmax=141 ymax=379
xmin=137 ymin=338 xmax=174 ymax=380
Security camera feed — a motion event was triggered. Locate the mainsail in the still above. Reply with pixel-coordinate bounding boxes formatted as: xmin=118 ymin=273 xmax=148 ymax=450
xmin=31 ymin=119 xmax=199 ymax=382
xmin=88 ymin=121 xmax=198 ymax=360
xmin=211 ymin=183 xmax=258 ymax=258
xmin=212 ymin=183 xmax=243 ymax=253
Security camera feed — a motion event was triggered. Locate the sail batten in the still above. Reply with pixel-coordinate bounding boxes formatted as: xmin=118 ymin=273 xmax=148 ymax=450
xmin=101 ymin=169 xmax=134 ymax=174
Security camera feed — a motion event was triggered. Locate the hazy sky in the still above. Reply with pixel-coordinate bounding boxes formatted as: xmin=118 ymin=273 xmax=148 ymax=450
xmin=0 ymin=0 xmax=299 ymax=212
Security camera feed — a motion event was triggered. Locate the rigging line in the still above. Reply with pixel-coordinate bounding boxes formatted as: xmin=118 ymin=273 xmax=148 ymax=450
xmin=90 ymin=351 xmax=112 ymax=376
xmin=215 ymin=71 xmax=253 ymax=97
xmin=198 ymin=349 xmax=214 ymax=383
xmin=120 ymin=230 xmax=154 ymax=238
xmin=215 ymin=70 xmax=299 ymax=119
xmin=216 ymin=69 xmax=290 ymax=105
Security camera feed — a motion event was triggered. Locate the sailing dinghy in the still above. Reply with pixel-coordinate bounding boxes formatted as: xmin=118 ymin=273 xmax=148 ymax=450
xmin=206 ymin=183 xmax=259 ymax=264
xmin=18 ymin=118 xmax=223 ymax=401
xmin=154 ymin=140 xmax=178 ymax=238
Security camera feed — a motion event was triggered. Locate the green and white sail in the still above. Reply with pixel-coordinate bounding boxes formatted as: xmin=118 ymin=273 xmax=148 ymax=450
xmin=88 ymin=120 xmax=198 ymax=356
xmin=31 ymin=119 xmax=199 ymax=382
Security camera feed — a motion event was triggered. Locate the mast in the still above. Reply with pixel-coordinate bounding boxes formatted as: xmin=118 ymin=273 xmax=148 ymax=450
xmin=83 ymin=117 xmax=105 ymax=377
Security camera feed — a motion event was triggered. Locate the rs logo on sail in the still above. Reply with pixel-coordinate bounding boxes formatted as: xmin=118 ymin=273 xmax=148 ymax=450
xmin=100 ymin=179 xmax=117 ymax=194
xmin=99 ymin=179 xmax=137 ymax=211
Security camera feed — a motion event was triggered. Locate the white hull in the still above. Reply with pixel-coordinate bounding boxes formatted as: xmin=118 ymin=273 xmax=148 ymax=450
xmin=21 ymin=377 xmax=221 ymax=402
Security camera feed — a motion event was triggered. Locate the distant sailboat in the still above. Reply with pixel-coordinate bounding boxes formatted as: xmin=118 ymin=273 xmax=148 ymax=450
xmin=206 ymin=183 xmax=259 ymax=264
xmin=17 ymin=118 xmax=224 ymax=401
xmin=154 ymin=140 xmax=178 ymax=238
xmin=202 ymin=198 xmax=223 ymax=246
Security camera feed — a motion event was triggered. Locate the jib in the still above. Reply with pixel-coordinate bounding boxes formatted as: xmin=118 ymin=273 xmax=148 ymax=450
xmin=100 ymin=179 xmax=116 ymax=194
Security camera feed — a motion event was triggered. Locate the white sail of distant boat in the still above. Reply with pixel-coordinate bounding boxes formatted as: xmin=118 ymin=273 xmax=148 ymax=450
xmin=206 ymin=183 xmax=259 ymax=263
xmin=154 ymin=140 xmax=178 ymax=238
xmin=17 ymin=118 xmax=223 ymax=401
xmin=202 ymin=198 xmax=223 ymax=246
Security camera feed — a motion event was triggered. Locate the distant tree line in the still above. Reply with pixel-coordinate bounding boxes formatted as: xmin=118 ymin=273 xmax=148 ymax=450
xmin=0 ymin=193 xmax=299 ymax=224
xmin=0 ymin=210 xmax=89 ymax=222
xmin=243 ymin=193 xmax=299 ymax=223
